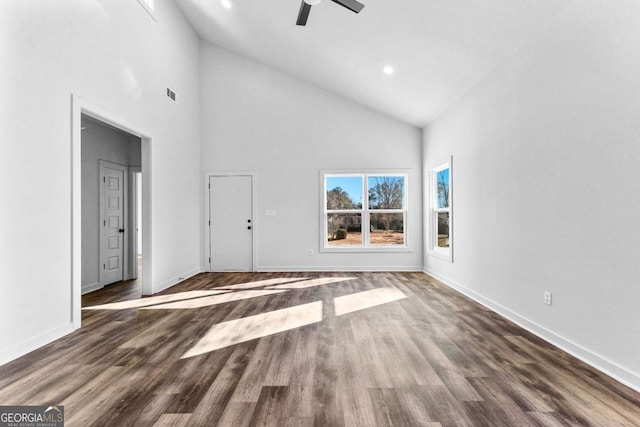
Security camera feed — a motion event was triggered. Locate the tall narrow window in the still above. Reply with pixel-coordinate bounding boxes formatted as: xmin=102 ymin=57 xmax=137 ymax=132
xmin=429 ymin=158 xmax=452 ymax=261
xmin=323 ymin=172 xmax=408 ymax=251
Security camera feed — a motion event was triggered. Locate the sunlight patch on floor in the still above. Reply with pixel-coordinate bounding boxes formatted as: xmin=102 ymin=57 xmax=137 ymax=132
xmin=83 ymin=290 xmax=229 ymax=310
xmin=141 ymin=289 xmax=287 ymax=310
xmin=214 ymin=277 xmax=309 ymax=290
xmin=84 ymin=276 xmax=406 ymax=359
xmin=265 ymin=277 xmax=355 ymax=290
xmin=181 ymin=301 xmax=323 ymax=358
xmin=334 ymin=287 xmax=406 ymax=316
xmin=84 ymin=278 xmax=356 ymax=312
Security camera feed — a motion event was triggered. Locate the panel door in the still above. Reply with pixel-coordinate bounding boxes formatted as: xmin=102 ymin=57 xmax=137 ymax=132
xmin=102 ymin=165 xmax=125 ymax=284
xmin=209 ymin=175 xmax=253 ymax=271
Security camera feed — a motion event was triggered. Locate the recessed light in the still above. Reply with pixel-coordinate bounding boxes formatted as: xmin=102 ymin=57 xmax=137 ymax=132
xmin=383 ymin=66 xmax=394 ymax=75
xmin=221 ymin=0 xmax=231 ymax=9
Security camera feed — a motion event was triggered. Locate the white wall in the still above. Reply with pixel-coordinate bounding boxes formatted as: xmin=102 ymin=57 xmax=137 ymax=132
xmin=81 ymin=116 xmax=141 ymax=292
xmin=424 ymin=0 xmax=640 ymax=391
xmin=200 ymin=43 xmax=423 ymax=271
xmin=0 ymin=0 xmax=201 ymax=365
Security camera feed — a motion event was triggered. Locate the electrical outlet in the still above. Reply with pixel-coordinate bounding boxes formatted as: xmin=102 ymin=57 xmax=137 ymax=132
xmin=544 ymin=291 xmax=552 ymax=306
xmin=309 ymin=249 xmax=314 ymax=256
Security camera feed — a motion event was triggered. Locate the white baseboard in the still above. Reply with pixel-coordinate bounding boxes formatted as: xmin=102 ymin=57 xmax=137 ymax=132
xmin=0 ymin=322 xmax=76 ymax=367
xmin=256 ymin=265 xmax=423 ymax=272
xmin=153 ymin=267 xmax=204 ymax=294
xmin=81 ymin=282 xmax=103 ymax=295
xmin=424 ymin=268 xmax=640 ymax=393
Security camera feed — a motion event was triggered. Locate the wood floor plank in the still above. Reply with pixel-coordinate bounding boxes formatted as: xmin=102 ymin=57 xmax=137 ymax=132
xmin=189 ymin=342 xmax=257 ymax=425
xmin=524 ymin=411 xmax=573 ymax=427
xmin=413 ymin=384 xmax=476 ymax=427
xmin=337 ymin=379 xmax=377 ymax=426
xmin=311 ymin=291 xmax=345 ymax=427
xmin=395 ymin=386 xmax=442 ymax=426
xmin=215 ymin=402 xmax=256 ymax=427
xmin=368 ymin=387 xmax=415 ymax=426
xmin=1 ymin=271 xmax=639 ymax=426
xmin=152 ymin=413 xmax=193 ymax=427
xmin=228 ymin=334 xmax=282 ymax=404
xmin=62 ymin=366 xmax=148 ymax=426
xmin=466 ymin=376 xmax=537 ymax=425
xmin=248 ymin=386 xmax=288 ymax=426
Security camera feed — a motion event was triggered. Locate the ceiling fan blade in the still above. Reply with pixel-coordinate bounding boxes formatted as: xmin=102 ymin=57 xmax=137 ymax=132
xmin=330 ymin=0 xmax=364 ymax=13
xmin=296 ymin=1 xmax=312 ymax=26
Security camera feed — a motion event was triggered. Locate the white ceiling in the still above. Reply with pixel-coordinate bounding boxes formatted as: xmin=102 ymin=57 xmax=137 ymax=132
xmin=175 ymin=0 xmax=572 ymax=127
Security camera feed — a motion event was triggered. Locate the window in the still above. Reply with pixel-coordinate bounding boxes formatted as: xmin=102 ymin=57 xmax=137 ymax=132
xmin=138 ymin=0 xmax=156 ymax=19
xmin=323 ymin=172 xmax=408 ymax=251
xmin=429 ymin=157 xmax=452 ymax=261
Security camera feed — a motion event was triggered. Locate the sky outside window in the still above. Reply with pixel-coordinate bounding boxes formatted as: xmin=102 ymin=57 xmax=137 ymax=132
xmin=326 ymin=176 xmax=362 ymax=209
xmin=437 ymin=168 xmax=449 ymax=209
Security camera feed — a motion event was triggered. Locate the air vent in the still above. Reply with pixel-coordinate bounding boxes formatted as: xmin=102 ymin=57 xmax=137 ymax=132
xmin=166 ymin=88 xmax=176 ymax=102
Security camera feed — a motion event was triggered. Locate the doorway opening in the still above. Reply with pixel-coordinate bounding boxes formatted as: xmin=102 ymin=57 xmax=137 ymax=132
xmin=80 ymin=115 xmax=143 ymax=299
xmin=72 ymin=95 xmax=153 ymax=329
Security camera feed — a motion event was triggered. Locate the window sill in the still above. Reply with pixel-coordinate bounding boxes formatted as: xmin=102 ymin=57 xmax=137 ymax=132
xmin=428 ymin=249 xmax=452 ymax=262
xmin=321 ymin=246 xmax=412 ymax=254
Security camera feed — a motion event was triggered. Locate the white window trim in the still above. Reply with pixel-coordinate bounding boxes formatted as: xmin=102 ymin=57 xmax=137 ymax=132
xmin=428 ymin=156 xmax=453 ymax=262
xmin=321 ymin=170 xmax=410 ymax=253
xmin=138 ymin=0 xmax=157 ymax=21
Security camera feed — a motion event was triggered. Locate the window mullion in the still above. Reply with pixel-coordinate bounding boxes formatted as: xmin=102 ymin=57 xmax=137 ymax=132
xmin=362 ymin=174 xmax=368 ymax=246
xmin=363 ymin=208 xmax=370 ymax=247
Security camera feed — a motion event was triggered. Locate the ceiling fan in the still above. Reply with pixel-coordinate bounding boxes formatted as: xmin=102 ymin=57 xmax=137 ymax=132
xmin=296 ymin=0 xmax=365 ymax=26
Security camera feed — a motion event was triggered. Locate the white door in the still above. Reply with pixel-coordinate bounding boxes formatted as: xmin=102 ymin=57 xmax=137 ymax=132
xmin=100 ymin=162 xmax=126 ymax=285
xmin=209 ymin=175 xmax=253 ymax=271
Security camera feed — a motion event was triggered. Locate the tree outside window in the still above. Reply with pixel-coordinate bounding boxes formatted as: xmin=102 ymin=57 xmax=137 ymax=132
xmin=323 ymin=173 xmax=408 ymax=250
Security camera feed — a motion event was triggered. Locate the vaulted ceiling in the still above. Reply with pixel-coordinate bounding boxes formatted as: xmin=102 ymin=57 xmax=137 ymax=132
xmin=175 ymin=0 xmax=573 ymax=127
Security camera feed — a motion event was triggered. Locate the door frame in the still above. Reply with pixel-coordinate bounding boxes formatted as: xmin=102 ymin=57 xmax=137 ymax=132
xmin=72 ymin=94 xmax=153 ymax=329
xmin=98 ymin=160 xmax=129 ymax=286
xmin=204 ymin=171 xmax=258 ymax=272
xmin=129 ymin=169 xmax=142 ymax=280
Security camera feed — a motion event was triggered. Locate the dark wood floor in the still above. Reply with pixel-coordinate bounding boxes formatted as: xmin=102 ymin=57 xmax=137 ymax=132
xmin=1 ymin=272 xmax=639 ymax=426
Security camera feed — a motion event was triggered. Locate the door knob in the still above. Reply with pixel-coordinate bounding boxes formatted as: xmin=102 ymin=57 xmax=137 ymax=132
xmin=119 ymin=229 xmax=125 ymax=233
xmin=247 ymin=226 xmax=252 ymax=230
